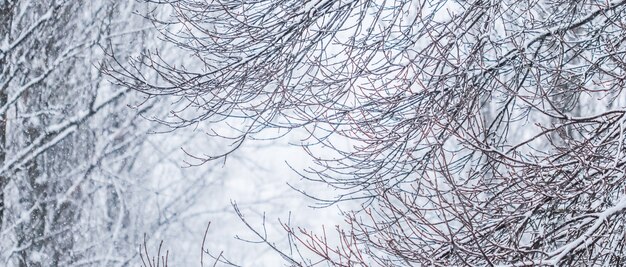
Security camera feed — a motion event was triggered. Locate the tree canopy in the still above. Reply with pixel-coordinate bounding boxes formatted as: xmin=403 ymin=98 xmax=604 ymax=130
xmin=113 ymin=0 xmax=626 ymax=265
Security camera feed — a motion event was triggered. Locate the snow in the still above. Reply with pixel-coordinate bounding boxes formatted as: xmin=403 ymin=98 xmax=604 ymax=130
xmin=3 ymin=0 xmax=626 ymax=266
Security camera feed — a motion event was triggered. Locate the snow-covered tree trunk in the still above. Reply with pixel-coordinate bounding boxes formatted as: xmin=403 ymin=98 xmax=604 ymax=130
xmin=0 ymin=1 xmax=160 ymax=265
xmin=0 ymin=0 xmax=13 ymax=233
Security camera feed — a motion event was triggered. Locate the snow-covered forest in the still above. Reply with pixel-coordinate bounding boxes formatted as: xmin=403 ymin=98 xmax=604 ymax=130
xmin=2 ymin=0 xmax=626 ymax=266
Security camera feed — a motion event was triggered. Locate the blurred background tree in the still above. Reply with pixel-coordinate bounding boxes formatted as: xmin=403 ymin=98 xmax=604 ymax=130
xmin=0 ymin=1 xmax=255 ymax=266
